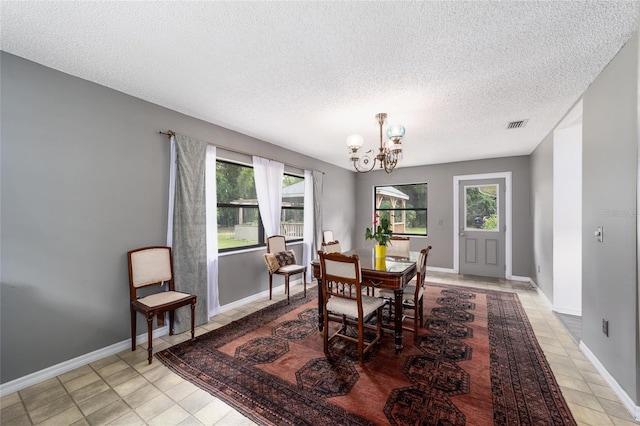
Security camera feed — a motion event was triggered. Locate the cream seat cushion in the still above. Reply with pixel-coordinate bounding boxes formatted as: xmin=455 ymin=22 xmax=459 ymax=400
xmin=378 ymin=284 xmax=423 ymax=301
xmin=137 ymin=291 xmax=193 ymax=308
xmin=327 ymin=294 xmax=386 ymax=318
xmin=278 ymin=264 xmax=306 ymax=273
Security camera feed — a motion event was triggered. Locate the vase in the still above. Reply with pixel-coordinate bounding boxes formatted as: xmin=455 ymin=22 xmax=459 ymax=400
xmin=375 ymin=244 xmax=387 ymax=259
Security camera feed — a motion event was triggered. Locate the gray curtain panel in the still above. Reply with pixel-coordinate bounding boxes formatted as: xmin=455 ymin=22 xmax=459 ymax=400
xmin=172 ymin=134 xmax=209 ymax=333
xmin=312 ymin=170 xmax=323 ymax=252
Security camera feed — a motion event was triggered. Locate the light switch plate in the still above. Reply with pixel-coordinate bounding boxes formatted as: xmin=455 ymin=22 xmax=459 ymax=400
xmin=595 ymin=226 xmax=603 ymax=242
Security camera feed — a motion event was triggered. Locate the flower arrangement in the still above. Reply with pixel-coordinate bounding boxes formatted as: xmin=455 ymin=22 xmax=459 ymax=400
xmin=365 ymin=213 xmax=393 ymax=246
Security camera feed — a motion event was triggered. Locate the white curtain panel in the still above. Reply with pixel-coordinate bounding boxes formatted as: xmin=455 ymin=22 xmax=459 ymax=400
xmin=312 ymin=170 xmax=324 ymax=251
xmin=303 ymin=170 xmax=314 ymax=281
xmin=205 ymin=145 xmax=220 ymax=316
xmin=166 ymin=135 xmax=177 ymax=246
xmin=252 ymin=156 xmax=284 ymax=237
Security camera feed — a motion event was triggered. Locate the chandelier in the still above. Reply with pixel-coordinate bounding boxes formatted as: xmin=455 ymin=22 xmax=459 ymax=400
xmin=346 ymin=113 xmax=406 ymax=173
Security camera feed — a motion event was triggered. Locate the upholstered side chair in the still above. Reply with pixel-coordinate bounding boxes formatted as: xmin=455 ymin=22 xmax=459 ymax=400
xmin=264 ymin=235 xmax=307 ymax=304
xmin=128 ymin=246 xmax=197 ymax=364
xmin=377 ymin=246 xmax=432 ymax=342
xmin=319 ymin=251 xmax=386 ymax=365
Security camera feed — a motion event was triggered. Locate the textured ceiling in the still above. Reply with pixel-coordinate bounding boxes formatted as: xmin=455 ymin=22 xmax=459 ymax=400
xmin=1 ymin=1 xmax=638 ymax=170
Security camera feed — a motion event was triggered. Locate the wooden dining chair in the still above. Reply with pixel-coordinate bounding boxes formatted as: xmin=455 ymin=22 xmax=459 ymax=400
xmin=264 ymin=235 xmax=306 ymax=304
xmin=321 ymin=240 xmax=341 ymax=253
xmin=387 ymin=236 xmax=411 ymax=258
xmin=319 ymin=251 xmax=386 ymax=365
xmin=128 ymin=246 xmax=197 ymax=364
xmin=378 ymin=246 xmax=432 ymax=342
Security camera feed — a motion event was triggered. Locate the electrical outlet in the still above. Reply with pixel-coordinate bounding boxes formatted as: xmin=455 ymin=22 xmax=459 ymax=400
xmin=602 ymin=318 xmax=609 ymax=337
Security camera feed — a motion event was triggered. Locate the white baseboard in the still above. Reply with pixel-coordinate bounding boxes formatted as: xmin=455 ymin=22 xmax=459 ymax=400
xmin=552 ymin=306 xmax=582 ymax=316
xmin=579 ymin=341 xmax=640 ymax=421
xmin=215 ymin=279 xmax=308 ymax=315
xmin=533 ymin=282 xmax=554 ymax=310
xmin=507 ymin=274 xmax=531 ymax=282
xmin=527 ymin=279 xmax=581 ymax=316
xmin=216 ymin=288 xmax=275 ymax=314
xmin=0 ymin=326 xmax=169 ymax=397
xmin=427 ymin=266 xmax=456 ymax=274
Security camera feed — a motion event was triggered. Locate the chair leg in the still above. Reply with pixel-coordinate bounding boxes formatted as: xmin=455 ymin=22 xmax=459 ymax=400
xmin=377 ymin=307 xmax=384 ymax=344
xmin=323 ymin=312 xmax=329 ymax=356
xmin=130 ymin=308 xmax=136 ymax=352
xmin=357 ymin=319 xmax=364 ymax=366
xmin=146 ymin=315 xmax=153 ymax=364
xmin=269 ymin=273 xmax=273 ymax=300
xmin=414 ymin=306 xmax=419 ymax=343
xmin=169 ymin=311 xmax=175 ymax=335
xmin=303 ymin=269 xmax=307 ymax=298
xmin=190 ymin=301 xmax=196 ymax=340
xmin=285 ymin=276 xmax=290 ymax=304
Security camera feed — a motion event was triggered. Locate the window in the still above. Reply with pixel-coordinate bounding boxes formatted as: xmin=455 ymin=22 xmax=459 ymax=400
xmin=281 ymin=175 xmax=305 ymax=240
xmin=373 ymin=183 xmax=428 ymax=236
xmin=216 ymin=160 xmax=305 ymax=252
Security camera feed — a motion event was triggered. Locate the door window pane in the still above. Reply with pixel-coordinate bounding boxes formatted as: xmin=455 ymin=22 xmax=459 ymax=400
xmin=464 ymin=184 xmax=498 ymax=231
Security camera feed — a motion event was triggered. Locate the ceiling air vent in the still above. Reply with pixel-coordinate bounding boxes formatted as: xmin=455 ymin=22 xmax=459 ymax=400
xmin=507 ymin=119 xmax=528 ymax=129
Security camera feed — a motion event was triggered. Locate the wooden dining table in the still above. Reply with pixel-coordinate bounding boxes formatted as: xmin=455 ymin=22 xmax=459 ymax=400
xmin=311 ymin=248 xmax=418 ymax=353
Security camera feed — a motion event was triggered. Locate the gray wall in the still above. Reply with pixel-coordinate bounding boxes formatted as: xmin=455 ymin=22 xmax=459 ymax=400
xmin=353 ymin=156 xmax=532 ymax=277
xmin=581 ymin=34 xmax=638 ymax=402
xmin=0 ymin=52 xmax=356 ymax=383
xmin=530 ymin=132 xmax=554 ymax=300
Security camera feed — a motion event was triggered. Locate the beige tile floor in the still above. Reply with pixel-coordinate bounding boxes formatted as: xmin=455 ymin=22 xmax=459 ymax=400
xmin=2 ymin=271 xmax=639 ymax=425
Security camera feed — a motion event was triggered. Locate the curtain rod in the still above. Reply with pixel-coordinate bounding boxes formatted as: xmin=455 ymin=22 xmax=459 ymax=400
xmin=159 ymin=130 xmax=324 ymax=174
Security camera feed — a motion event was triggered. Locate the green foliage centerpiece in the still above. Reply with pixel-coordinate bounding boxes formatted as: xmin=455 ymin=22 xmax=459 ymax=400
xmin=365 ymin=214 xmax=393 ymax=258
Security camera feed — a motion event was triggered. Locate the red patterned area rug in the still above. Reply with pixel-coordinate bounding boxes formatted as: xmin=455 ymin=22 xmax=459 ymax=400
xmin=156 ymin=284 xmax=576 ymax=425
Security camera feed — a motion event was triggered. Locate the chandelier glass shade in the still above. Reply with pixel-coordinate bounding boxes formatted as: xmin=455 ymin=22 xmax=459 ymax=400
xmin=346 ymin=113 xmax=405 ymax=173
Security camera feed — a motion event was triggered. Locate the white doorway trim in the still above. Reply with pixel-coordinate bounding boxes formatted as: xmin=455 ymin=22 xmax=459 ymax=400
xmin=453 ymin=172 xmax=513 ymax=278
